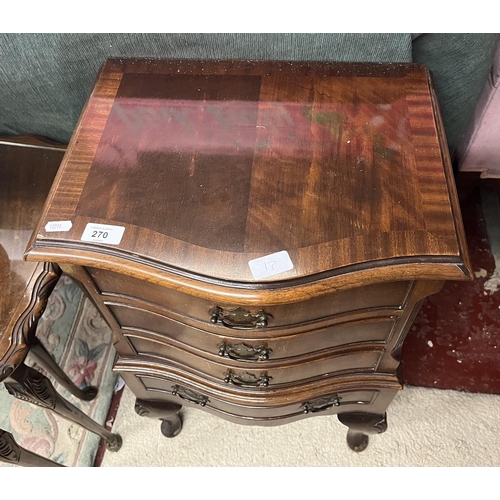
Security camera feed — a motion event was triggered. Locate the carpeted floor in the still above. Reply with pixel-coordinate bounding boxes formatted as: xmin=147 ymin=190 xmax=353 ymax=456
xmin=100 ymin=384 xmax=500 ymax=467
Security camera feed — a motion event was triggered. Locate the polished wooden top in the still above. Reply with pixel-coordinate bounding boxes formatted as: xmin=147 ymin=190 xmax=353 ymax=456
xmin=0 ymin=137 xmax=64 ymax=361
xmin=25 ymin=59 xmax=472 ymax=295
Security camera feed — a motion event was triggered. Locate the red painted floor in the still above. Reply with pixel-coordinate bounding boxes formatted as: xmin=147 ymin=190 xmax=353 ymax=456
xmin=401 ymin=186 xmax=500 ymax=394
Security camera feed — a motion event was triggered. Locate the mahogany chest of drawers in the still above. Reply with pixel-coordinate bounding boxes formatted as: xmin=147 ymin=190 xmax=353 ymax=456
xmin=25 ymin=58 xmax=472 ymax=451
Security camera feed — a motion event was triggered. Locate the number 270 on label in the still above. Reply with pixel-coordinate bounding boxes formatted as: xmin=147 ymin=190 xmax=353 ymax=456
xmin=81 ymin=223 xmax=125 ymax=245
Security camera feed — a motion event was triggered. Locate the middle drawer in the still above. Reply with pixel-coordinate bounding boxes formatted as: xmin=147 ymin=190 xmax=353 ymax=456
xmin=119 ymin=344 xmax=383 ymax=387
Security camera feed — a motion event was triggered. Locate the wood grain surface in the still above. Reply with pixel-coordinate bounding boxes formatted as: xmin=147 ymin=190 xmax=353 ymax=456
xmin=25 ymin=59 xmax=472 ymax=302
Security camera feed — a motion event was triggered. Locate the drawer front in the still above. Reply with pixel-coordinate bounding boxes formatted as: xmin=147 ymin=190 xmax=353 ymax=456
xmin=128 ymin=372 xmax=397 ymax=425
xmin=110 ymin=303 xmax=396 ymax=360
xmin=87 ymin=268 xmax=411 ymax=328
xmin=119 ymin=345 xmax=382 ymax=386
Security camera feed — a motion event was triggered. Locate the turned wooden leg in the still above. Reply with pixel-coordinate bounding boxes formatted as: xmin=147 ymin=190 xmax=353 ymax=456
xmin=0 ymin=429 xmax=64 ymax=467
xmin=29 ymin=341 xmax=98 ymax=401
xmin=4 ymin=363 xmax=122 ymax=452
xmin=135 ymin=399 xmax=183 ymax=438
xmin=338 ymin=412 xmax=388 ymax=452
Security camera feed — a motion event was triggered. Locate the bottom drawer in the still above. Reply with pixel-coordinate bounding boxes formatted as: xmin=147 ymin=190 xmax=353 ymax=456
xmin=118 ymin=368 xmax=400 ymax=427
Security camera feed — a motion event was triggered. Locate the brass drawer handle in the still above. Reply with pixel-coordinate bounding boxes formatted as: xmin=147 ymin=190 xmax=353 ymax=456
xmin=301 ymin=394 xmax=341 ymax=414
xmin=171 ymin=385 xmax=209 ymax=406
xmin=209 ymin=306 xmax=271 ymax=330
xmin=218 ymin=342 xmax=272 ymax=361
xmin=223 ymin=370 xmax=271 ymax=387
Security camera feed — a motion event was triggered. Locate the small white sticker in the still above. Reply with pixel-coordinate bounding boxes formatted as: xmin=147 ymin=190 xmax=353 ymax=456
xmin=248 ymin=250 xmax=294 ymax=279
xmin=81 ymin=223 xmax=125 ymax=245
xmin=45 ymin=220 xmax=72 ymax=232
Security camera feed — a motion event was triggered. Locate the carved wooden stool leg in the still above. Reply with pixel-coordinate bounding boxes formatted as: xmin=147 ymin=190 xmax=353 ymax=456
xmin=4 ymin=363 xmax=122 ymax=452
xmin=0 ymin=429 xmax=64 ymax=467
xmin=29 ymin=341 xmax=98 ymax=401
xmin=337 ymin=412 xmax=388 ymax=452
xmin=135 ymin=399 xmax=183 ymax=438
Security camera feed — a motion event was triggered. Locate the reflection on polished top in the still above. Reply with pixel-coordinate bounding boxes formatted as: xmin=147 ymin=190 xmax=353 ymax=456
xmin=25 ymin=59 xmax=472 ymax=287
xmin=0 ymin=139 xmax=63 ymax=343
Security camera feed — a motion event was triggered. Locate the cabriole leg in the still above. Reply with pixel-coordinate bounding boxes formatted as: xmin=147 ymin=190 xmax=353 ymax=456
xmin=4 ymin=363 xmax=122 ymax=452
xmin=0 ymin=429 xmax=64 ymax=467
xmin=29 ymin=340 xmax=98 ymax=401
xmin=338 ymin=412 xmax=388 ymax=452
xmin=135 ymin=399 xmax=183 ymax=438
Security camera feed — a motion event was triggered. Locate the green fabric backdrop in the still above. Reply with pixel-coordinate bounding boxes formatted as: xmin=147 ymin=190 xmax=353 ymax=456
xmin=0 ymin=33 xmax=497 ymax=154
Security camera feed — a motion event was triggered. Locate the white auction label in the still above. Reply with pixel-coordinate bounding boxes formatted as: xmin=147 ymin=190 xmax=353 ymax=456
xmin=81 ymin=223 xmax=125 ymax=245
xmin=45 ymin=220 xmax=72 ymax=232
xmin=248 ymin=250 xmax=294 ymax=280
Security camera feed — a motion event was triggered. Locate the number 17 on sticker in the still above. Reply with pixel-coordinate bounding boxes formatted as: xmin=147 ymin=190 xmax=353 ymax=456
xmin=81 ymin=223 xmax=125 ymax=245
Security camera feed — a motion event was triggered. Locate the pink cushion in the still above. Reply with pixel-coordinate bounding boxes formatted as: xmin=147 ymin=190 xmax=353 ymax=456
xmin=456 ymin=42 xmax=500 ymax=178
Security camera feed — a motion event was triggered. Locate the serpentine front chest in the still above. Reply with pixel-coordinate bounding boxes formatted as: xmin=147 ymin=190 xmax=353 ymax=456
xmin=25 ymin=58 xmax=472 ymax=451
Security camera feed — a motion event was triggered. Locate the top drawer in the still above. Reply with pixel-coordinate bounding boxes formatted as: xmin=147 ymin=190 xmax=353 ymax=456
xmin=87 ymin=268 xmax=412 ymax=328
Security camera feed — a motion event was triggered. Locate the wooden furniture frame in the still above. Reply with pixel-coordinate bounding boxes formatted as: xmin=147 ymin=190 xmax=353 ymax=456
xmin=25 ymin=60 xmax=472 ymax=453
